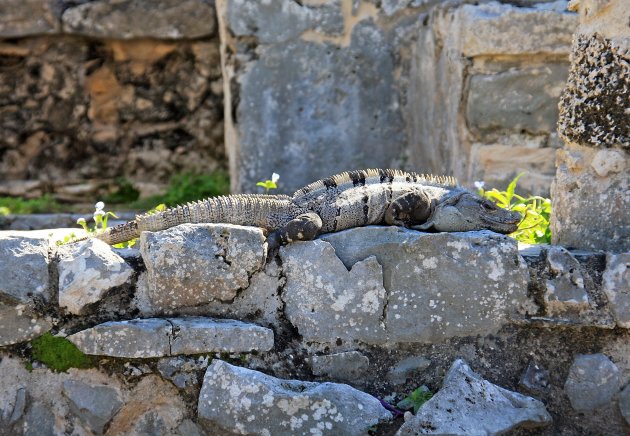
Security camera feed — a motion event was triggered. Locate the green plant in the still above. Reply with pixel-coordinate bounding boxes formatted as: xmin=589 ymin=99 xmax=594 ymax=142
xmin=477 ymin=173 xmax=552 ymax=244
xmin=29 ymin=332 xmax=93 ymax=372
xmin=0 ymin=194 xmax=63 ymax=214
xmin=256 ymin=173 xmax=280 ymax=193
xmin=397 ymin=385 xmax=433 ymax=413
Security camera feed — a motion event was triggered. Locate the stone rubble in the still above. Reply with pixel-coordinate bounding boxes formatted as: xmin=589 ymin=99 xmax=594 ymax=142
xmin=396 ymin=359 xmax=552 ymax=435
xmin=603 ymin=253 xmax=630 ymax=328
xmin=564 ymin=353 xmax=620 ymax=412
xmin=62 ymin=380 xmax=123 ymax=434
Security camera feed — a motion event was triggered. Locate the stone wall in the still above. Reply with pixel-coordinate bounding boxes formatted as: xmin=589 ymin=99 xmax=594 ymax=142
xmin=1 ymin=224 xmax=629 ymax=434
xmin=0 ymin=0 xmax=225 ymax=202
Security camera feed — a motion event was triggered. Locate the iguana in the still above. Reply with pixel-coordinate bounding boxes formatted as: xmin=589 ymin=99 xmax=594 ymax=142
xmin=95 ymin=169 xmax=521 ymax=248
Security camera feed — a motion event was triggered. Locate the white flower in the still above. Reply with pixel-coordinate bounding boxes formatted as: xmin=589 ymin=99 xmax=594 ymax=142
xmin=76 ymin=217 xmax=86 ymax=225
xmin=94 ymin=201 xmax=105 ymax=211
xmin=93 ymin=210 xmax=105 ymax=218
xmin=473 ymin=181 xmax=485 ymax=189
xmin=271 ymin=173 xmax=280 ymax=183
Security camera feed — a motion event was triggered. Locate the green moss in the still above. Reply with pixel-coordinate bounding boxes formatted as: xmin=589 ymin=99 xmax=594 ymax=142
xmin=30 ymin=332 xmax=93 ymax=372
xmin=0 ymin=194 xmax=63 ymax=214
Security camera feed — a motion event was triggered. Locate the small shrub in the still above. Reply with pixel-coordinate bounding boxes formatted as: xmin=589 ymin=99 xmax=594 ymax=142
xmin=0 ymin=194 xmax=63 ymax=214
xmin=477 ymin=173 xmax=552 ymax=244
xmin=29 ymin=332 xmax=93 ymax=372
xmin=397 ymin=385 xmax=433 ymax=413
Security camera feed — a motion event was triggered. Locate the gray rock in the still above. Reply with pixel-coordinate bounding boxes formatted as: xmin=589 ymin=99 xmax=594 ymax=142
xmin=311 ymin=351 xmax=370 ymax=383
xmin=0 ymin=0 xmax=59 ymax=37
xmin=198 ymin=360 xmax=392 ymax=435
xmin=0 ymin=304 xmax=52 ymax=347
xmin=620 ymin=383 xmax=630 ymax=425
xmin=226 ymin=0 xmax=344 ymax=44
xmin=519 ymin=361 xmax=551 ymax=394
xmin=544 ymin=246 xmax=589 ymax=314
xmin=62 ymin=380 xmax=123 ymax=434
xmin=1 ymin=387 xmax=26 ymax=425
xmin=458 ymin=1 xmax=577 ymax=57
xmin=466 ymin=64 xmax=568 ymax=136
xmin=175 ymin=419 xmax=205 ymax=436
xmin=57 ymin=238 xmax=133 ymax=314
xmin=603 ymin=253 xmax=630 ymax=328
xmin=387 ymin=356 xmax=431 ymax=384
xmin=396 ymin=359 xmax=552 ymax=435
xmin=0 ymin=232 xmax=52 ymax=303
xmin=68 ymin=317 xmax=273 ymax=358
xmin=318 ymin=227 xmax=531 ymax=344
xmin=23 ymin=401 xmax=56 ymax=436
xmin=170 ymin=317 xmax=274 ymax=355
xmin=61 ymin=0 xmax=216 ymax=39
xmin=224 ymin=18 xmax=405 ymax=194
xmin=565 ymin=353 xmax=620 ymax=411
xmin=158 ymin=356 xmax=210 ymax=389
xmin=140 ymin=224 xmax=266 ymax=311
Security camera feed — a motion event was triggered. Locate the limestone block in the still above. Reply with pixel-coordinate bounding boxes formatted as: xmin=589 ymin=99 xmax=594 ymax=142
xmin=218 ymin=0 xmax=405 ymax=194
xmin=603 ymin=253 xmax=630 ymax=328
xmin=0 ymin=232 xmax=52 ymax=303
xmin=57 ymin=239 xmax=133 ymax=315
xmin=62 ymin=380 xmax=123 ymax=434
xmin=0 ymin=304 xmax=52 ymax=347
xmin=140 ymin=224 xmax=266 ymax=311
xmin=0 ymin=0 xmax=59 ymax=37
xmin=397 ymin=359 xmax=552 ymax=435
xmin=544 ymin=246 xmax=589 ymax=313
xmin=551 ymin=143 xmax=629 ymax=251
xmin=61 ymin=0 xmax=217 ymax=39
xmin=68 ymin=317 xmax=274 ymax=358
xmin=565 ymin=353 xmax=620 ymax=411
xmin=458 ymin=1 xmax=577 ymax=57
xmin=310 ymin=351 xmax=370 ymax=383
xmin=466 ymin=65 xmax=569 ymax=136
xmin=197 ymin=360 xmax=392 ymax=435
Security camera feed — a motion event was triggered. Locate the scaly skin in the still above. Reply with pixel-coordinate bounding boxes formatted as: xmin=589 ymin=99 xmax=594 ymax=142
xmin=94 ymin=169 xmax=521 ymax=246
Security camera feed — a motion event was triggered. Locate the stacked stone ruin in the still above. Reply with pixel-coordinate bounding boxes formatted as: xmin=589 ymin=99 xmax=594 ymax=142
xmin=0 ymin=0 xmax=629 ymax=435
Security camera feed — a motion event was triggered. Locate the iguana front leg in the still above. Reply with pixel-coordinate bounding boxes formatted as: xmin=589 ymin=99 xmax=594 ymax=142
xmin=384 ymin=189 xmax=434 ymax=227
xmin=267 ymin=213 xmax=323 ymax=249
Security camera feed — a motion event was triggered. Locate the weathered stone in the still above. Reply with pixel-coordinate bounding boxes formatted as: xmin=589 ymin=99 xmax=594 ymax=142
xmin=68 ymin=317 xmax=273 ymax=358
xmin=170 ymin=317 xmax=274 ymax=354
xmin=544 ymin=246 xmax=589 ymax=313
xmin=0 ymin=304 xmax=52 ymax=347
xmin=62 ymin=380 xmax=123 ymax=434
xmin=0 ymin=387 xmax=26 ymax=425
xmin=311 ymin=351 xmax=370 ymax=383
xmin=158 ymin=356 xmax=210 ymax=389
xmin=519 ymin=361 xmax=551 ymax=394
xmin=68 ymin=318 xmax=172 ymax=358
xmin=0 ymin=0 xmax=59 ymax=37
xmin=565 ymin=353 xmax=620 ymax=411
xmin=458 ymin=1 xmax=577 ymax=57
xmin=198 ymin=360 xmax=391 ymax=435
xmin=106 ymin=375 xmax=187 ymax=435
xmin=323 ymin=227 xmax=530 ymax=344
xmin=603 ymin=253 xmax=630 ymax=328
xmin=551 ymin=143 xmax=629 ymax=251
xmin=620 ymin=383 xmax=630 ymax=425
xmin=0 ymin=232 xmax=51 ymax=303
xmin=57 ymin=238 xmax=133 ymax=315
xmin=23 ymin=401 xmax=56 ymax=436
xmin=397 ymin=359 xmax=552 ymax=435
xmin=140 ymin=224 xmax=266 ymax=310
xmin=220 ymin=10 xmax=405 ymax=193
xmin=62 ymin=0 xmax=217 ymax=39
xmin=387 ymin=356 xmax=431 ymax=384
xmin=467 ymin=65 xmax=568 ymax=136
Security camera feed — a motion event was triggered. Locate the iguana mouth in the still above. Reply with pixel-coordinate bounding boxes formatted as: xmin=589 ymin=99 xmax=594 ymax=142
xmin=482 ymin=212 xmax=522 ymax=233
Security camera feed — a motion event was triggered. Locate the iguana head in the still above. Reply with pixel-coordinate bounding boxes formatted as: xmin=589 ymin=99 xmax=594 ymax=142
xmin=412 ymin=190 xmax=522 ymax=234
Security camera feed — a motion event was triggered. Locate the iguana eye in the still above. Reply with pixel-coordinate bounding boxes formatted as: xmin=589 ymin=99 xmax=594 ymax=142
xmin=481 ymin=202 xmax=495 ymax=211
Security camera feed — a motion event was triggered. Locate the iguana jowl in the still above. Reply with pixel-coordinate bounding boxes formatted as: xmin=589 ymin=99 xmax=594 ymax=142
xmin=96 ymin=169 xmax=522 ymax=247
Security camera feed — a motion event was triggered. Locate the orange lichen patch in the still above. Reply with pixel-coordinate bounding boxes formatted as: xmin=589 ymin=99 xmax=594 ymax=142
xmin=107 ymin=39 xmax=178 ymax=76
xmin=85 ymin=66 xmax=129 ymax=124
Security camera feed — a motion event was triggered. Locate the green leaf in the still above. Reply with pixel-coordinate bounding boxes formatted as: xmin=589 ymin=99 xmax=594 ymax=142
xmin=506 ymin=172 xmax=526 ymax=205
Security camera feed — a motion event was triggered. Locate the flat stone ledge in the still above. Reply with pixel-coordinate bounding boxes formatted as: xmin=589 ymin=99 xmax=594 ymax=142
xmin=68 ymin=317 xmax=274 ymax=358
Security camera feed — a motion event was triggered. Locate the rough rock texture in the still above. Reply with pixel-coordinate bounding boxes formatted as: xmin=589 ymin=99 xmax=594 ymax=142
xmin=0 ymin=0 xmax=59 ymax=37
xmin=397 ymin=359 xmax=552 ymax=435
xmin=311 ymin=351 xmax=370 ymax=384
xmin=565 ymin=353 xmax=621 ymax=412
xmin=0 ymin=35 xmax=225 ymax=202
xmin=620 ymin=383 xmax=630 ymax=425
xmin=603 ymin=253 xmax=630 ymax=328
xmin=62 ymin=380 xmax=123 ymax=434
xmin=197 ymin=360 xmax=392 ymax=435
xmin=544 ymin=246 xmax=589 ymax=313
xmin=0 ymin=304 xmax=51 ymax=347
xmin=68 ymin=317 xmax=273 ymax=358
xmin=387 ymin=355 xmax=431 ymax=384
xmin=0 ymin=233 xmax=51 ymax=303
xmin=282 ymin=227 xmax=531 ymax=345
xmin=140 ymin=224 xmax=266 ymax=311
xmin=57 ymin=238 xmax=133 ymax=315
xmin=551 ymin=142 xmax=629 ymax=251
xmin=61 ymin=0 xmax=217 ymax=39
